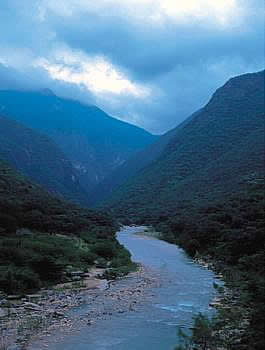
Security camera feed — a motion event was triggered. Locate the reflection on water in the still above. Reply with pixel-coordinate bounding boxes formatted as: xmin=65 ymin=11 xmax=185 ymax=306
xmin=34 ymin=226 xmax=218 ymax=350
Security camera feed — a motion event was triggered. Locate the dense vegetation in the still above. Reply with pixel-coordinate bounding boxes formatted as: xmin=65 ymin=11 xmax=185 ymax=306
xmin=101 ymin=70 xmax=264 ymax=220
xmin=98 ymin=71 xmax=265 ymax=349
xmin=0 ymin=160 xmax=134 ymax=294
xmin=88 ymin=110 xmax=200 ymax=206
xmin=157 ymin=182 xmax=265 ymax=349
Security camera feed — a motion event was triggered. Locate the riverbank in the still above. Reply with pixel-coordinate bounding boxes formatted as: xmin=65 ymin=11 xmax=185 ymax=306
xmin=193 ymin=255 xmax=251 ymax=348
xmin=0 ymin=264 xmax=159 ymax=350
xmin=134 ymin=228 xmax=251 ymax=348
xmin=0 ymin=268 xmax=104 ymax=350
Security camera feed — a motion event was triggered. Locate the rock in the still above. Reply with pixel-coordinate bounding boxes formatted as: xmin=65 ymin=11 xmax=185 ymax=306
xmin=0 ymin=298 xmax=8 ymax=306
xmin=0 ymin=307 xmax=9 ymax=317
xmin=0 ymin=291 xmax=7 ymax=299
xmin=26 ymin=294 xmax=42 ymax=302
xmin=23 ymin=302 xmax=42 ymax=311
xmin=7 ymin=345 xmax=22 ymax=350
xmin=16 ymin=228 xmax=33 ymax=236
xmin=53 ymin=311 xmax=64 ymax=318
xmin=7 ymin=295 xmax=21 ymax=300
xmin=0 ymin=307 xmax=16 ymax=316
xmin=72 ymin=276 xmax=82 ymax=281
xmin=69 ymin=271 xmax=84 ymax=277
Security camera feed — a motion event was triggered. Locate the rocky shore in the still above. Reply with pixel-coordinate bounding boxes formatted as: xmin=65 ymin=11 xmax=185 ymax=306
xmin=0 ymin=265 xmax=159 ymax=350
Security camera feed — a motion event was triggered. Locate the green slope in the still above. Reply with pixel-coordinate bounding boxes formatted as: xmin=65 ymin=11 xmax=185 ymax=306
xmin=89 ymin=110 xmax=200 ymax=206
xmin=0 ymin=160 xmax=133 ymax=293
xmin=102 ymin=70 xmax=265 ymax=220
xmin=0 ymin=115 xmax=88 ymax=205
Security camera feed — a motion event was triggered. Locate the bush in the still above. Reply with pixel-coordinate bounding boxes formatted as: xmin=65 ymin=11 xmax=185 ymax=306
xmin=92 ymin=241 xmax=117 ymax=260
xmin=0 ymin=266 xmax=40 ymax=293
xmin=79 ymin=250 xmax=97 ymax=265
xmin=0 ymin=213 xmax=18 ymax=233
xmin=30 ymin=255 xmax=64 ymax=282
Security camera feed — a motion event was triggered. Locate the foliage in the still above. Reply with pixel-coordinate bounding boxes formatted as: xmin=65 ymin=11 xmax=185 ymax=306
xmin=0 ymin=161 xmax=133 ymax=293
xmin=175 ymin=314 xmax=217 ymax=350
xmin=100 ymin=70 xmax=264 ymax=224
xmin=165 ymin=183 xmax=265 ymax=349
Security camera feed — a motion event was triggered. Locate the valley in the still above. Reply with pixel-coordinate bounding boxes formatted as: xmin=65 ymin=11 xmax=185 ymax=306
xmin=0 ymin=70 xmax=264 ymax=350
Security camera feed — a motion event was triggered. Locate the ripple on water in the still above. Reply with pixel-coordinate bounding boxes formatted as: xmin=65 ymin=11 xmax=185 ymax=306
xmin=94 ymin=337 xmax=126 ymax=347
xmin=155 ymin=302 xmax=195 ymax=313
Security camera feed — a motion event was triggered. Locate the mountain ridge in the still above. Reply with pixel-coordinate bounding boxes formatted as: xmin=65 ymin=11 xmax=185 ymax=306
xmin=100 ymin=70 xmax=265 ymax=219
xmin=0 ymin=115 xmax=88 ymax=205
xmin=0 ymin=90 xmax=158 ymax=193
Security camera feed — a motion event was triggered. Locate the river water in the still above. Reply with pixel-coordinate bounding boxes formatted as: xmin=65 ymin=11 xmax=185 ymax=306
xmin=35 ymin=226 xmax=218 ymax=350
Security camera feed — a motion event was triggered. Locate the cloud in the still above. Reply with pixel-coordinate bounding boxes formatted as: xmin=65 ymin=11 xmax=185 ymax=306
xmin=0 ymin=0 xmax=264 ymax=133
xmin=35 ymin=47 xmax=151 ymax=97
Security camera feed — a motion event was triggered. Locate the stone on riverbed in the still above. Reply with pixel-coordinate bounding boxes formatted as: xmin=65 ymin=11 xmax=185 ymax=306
xmin=26 ymin=294 xmax=42 ymax=302
xmin=68 ymin=271 xmax=85 ymax=277
xmin=7 ymin=295 xmax=21 ymax=300
xmin=7 ymin=345 xmax=22 ymax=350
xmin=0 ymin=307 xmax=9 ymax=317
xmin=23 ymin=302 xmax=42 ymax=311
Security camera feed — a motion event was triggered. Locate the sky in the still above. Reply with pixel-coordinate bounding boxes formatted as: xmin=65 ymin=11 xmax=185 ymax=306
xmin=0 ymin=0 xmax=264 ymax=134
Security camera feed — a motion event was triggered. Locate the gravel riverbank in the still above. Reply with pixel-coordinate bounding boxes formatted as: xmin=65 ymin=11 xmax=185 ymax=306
xmin=0 ymin=265 xmax=160 ymax=350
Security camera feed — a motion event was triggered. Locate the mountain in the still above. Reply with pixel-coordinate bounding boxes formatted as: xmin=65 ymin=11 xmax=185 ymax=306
xmin=0 ymin=115 xmax=88 ymax=205
xmin=89 ymin=110 xmax=200 ymax=205
xmin=0 ymin=159 xmax=115 ymax=236
xmin=0 ymin=90 xmax=157 ymax=193
xmin=101 ymin=70 xmax=265 ymax=220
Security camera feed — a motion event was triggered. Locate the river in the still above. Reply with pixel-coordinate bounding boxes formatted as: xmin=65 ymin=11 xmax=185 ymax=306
xmin=30 ymin=226 xmax=219 ymax=350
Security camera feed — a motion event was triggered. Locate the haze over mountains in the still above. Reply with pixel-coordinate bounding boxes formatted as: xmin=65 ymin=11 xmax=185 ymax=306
xmin=0 ymin=68 xmax=264 ymax=349
xmin=0 ymin=90 xmax=157 ymax=194
xmin=89 ymin=110 xmax=201 ymax=205
xmin=99 ymin=70 xmax=265 ymax=219
xmin=0 ymin=115 xmax=88 ymax=204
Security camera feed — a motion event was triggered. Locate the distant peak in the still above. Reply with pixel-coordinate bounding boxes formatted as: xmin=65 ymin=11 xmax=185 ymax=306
xmin=38 ymin=88 xmax=56 ymax=96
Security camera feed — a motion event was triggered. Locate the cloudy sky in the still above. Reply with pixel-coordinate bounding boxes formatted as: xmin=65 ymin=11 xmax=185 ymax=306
xmin=0 ymin=0 xmax=264 ymax=134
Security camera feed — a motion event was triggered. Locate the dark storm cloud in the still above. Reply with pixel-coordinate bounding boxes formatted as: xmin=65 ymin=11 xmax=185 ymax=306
xmin=0 ymin=0 xmax=264 ymax=133
xmin=54 ymin=7 xmax=263 ymax=82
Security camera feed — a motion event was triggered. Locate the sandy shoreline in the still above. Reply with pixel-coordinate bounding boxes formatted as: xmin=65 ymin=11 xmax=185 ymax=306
xmin=0 ymin=265 xmax=160 ymax=350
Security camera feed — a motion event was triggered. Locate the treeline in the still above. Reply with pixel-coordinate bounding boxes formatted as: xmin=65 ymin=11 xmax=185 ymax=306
xmin=0 ymin=160 xmax=134 ymax=293
xmin=154 ymin=182 xmax=264 ymax=349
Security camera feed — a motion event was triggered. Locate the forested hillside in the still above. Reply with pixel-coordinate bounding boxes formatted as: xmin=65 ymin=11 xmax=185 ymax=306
xmin=97 ymin=70 xmax=265 ymax=350
xmin=89 ymin=110 xmax=200 ymax=205
xmin=0 ymin=115 xmax=88 ymax=205
xmin=0 ymin=90 xmax=157 ymax=193
xmin=170 ymin=182 xmax=264 ymax=350
xmin=0 ymin=160 xmax=133 ymax=294
xmin=102 ymin=70 xmax=264 ymax=221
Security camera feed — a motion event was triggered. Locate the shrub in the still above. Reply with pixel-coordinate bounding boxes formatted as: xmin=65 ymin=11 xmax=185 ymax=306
xmin=0 ymin=266 xmax=40 ymax=293
xmin=0 ymin=213 xmax=18 ymax=233
xmin=92 ymin=241 xmax=117 ymax=260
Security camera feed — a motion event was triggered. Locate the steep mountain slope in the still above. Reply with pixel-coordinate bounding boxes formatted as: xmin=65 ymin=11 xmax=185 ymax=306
xmin=102 ymin=70 xmax=265 ymax=220
xmin=0 ymin=115 xmax=88 ymax=205
xmin=0 ymin=90 xmax=157 ymax=192
xmin=0 ymin=160 xmax=133 ymax=293
xmin=89 ymin=110 xmax=200 ymax=205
